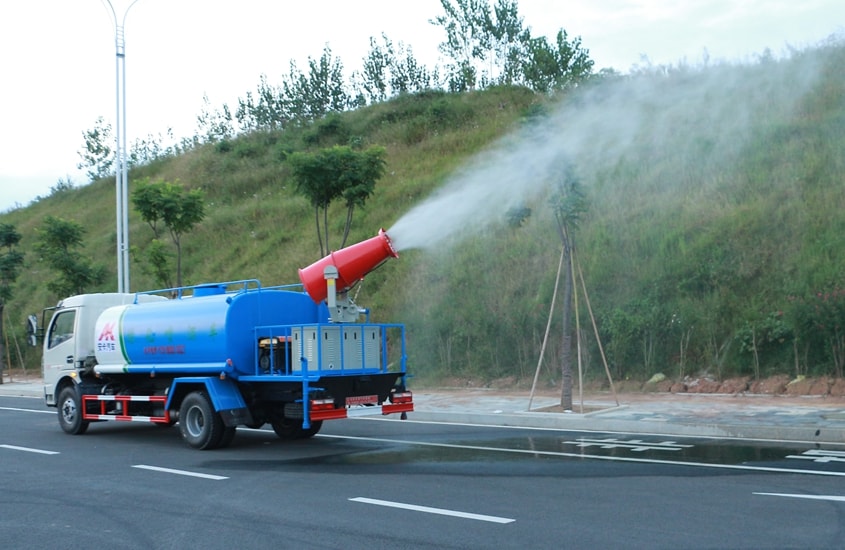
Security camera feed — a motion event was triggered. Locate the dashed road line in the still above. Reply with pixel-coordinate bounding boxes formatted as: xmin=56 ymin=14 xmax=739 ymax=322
xmin=755 ymin=492 xmax=845 ymax=502
xmin=350 ymin=497 xmax=515 ymax=523
xmin=0 ymin=444 xmax=60 ymax=455
xmin=132 ymin=464 xmax=228 ymax=480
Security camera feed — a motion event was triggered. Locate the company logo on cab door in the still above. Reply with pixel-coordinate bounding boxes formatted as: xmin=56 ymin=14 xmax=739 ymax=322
xmin=97 ymin=322 xmax=117 ymax=352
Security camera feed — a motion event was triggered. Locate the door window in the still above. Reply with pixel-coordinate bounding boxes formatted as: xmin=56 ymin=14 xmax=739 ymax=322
xmin=48 ymin=310 xmax=76 ymax=349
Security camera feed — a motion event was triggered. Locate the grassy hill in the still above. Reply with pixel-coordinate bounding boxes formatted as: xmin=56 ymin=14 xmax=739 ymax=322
xmin=3 ymin=41 xmax=844 ymax=386
xmin=1 ymin=86 xmax=540 ymax=372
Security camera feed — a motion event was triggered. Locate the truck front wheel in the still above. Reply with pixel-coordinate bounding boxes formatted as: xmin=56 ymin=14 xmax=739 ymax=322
xmin=179 ymin=391 xmax=226 ymax=450
xmin=57 ymin=386 xmax=89 ymax=435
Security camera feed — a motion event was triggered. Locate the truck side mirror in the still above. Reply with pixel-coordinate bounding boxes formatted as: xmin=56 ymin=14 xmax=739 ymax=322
xmin=26 ymin=314 xmax=38 ymax=347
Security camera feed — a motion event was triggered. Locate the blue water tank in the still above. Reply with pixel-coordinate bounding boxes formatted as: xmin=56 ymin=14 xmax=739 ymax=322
xmin=94 ymin=289 xmax=327 ymax=376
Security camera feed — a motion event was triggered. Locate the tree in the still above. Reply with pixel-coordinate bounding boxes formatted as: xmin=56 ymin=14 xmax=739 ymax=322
xmin=34 ymin=216 xmax=106 ymax=297
xmin=0 ymin=224 xmax=24 ymax=383
xmin=307 ymin=46 xmax=350 ymax=117
xmin=338 ymin=147 xmax=387 ymax=247
xmin=432 ymin=0 xmax=537 ymax=89
xmin=288 ymin=145 xmax=386 ymax=256
xmin=487 ymin=0 xmax=529 ymax=85
xmin=197 ymin=93 xmax=235 ymax=141
xmin=132 ymin=178 xmax=206 ymax=288
xmin=50 ymin=176 xmax=75 ymax=196
xmin=431 ymin=0 xmax=593 ymax=92
xmin=355 ymin=34 xmax=433 ymax=103
xmin=431 ymin=0 xmax=491 ymax=91
xmin=279 ymin=46 xmax=350 ymax=125
xmin=129 ymin=127 xmax=180 ymax=167
xmin=77 ymin=116 xmax=114 ymax=181
xmin=235 ymin=75 xmax=287 ymax=132
xmin=549 ymin=166 xmax=587 ymax=410
xmin=232 ymin=47 xmax=351 ymax=133
xmin=357 ymin=34 xmax=395 ymax=104
xmin=389 ymin=41 xmax=433 ymax=95
xmin=522 ymin=30 xmax=594 ymax=93
xmin=131 ymin=238 xmax=174 ymax=290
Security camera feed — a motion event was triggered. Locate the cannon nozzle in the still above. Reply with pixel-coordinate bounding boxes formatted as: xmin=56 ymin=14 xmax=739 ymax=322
xmin=298 ymin=229 xmax=398 ymax=303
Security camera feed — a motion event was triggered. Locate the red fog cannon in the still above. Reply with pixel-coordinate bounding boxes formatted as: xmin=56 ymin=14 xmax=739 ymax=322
xmin=298 ymin=229 xmax=399 ymax=322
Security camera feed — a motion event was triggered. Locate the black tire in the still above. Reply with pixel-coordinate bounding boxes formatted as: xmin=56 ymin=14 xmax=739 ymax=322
xmin=271 ymin=417 xmax=322 ymax=440
xmin=270 ymin=416 xmax=299 ymax=439
xmin=219 ymin=427 xmax=236 ymax=448
xmin=301 ymin=420 xmax=322 ymax=438
xmin=57 ymin=386 xmax=89 ymax=435
xmin=178 ymin=391 xmax=226 ymax=450
xmin=244 ymin=410 xmax=266 ymax=429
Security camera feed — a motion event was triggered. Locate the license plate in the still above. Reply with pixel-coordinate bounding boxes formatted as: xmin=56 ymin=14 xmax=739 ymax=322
xmin=346 ymin=394 xmax=378 ymax=406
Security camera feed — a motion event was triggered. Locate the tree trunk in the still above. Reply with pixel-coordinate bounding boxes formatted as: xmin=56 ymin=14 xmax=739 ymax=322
xmin=0 ymin=303 xmax=5 ymax=384
xmin=560 ymin=243 xmax=573 ymax=410
xmin=175 ymin=239 xmax=183 ymax=288
xmin=341 ymin=205 xmax=355 ymax=249
xmin=314 ymin=206 xmax=324 ymax=257
xmin=323 ymin=207 xmax=331 ymax=254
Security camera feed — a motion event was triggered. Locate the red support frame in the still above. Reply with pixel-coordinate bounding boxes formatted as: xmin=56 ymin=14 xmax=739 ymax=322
xmin=82 ymin=394 xmax=171 ymax=424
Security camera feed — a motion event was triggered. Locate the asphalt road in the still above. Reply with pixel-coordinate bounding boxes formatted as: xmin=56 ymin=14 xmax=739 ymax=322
xmin=2 ymin=395 xmax=845 ymax=549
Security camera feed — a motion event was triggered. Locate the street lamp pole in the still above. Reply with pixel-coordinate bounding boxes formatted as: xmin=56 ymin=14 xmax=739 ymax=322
xmin=103 ymin=0 xmax=139 ymax=293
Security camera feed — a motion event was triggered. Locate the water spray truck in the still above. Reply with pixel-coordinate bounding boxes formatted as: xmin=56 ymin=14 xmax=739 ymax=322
xmin=32 ymin=229 xmax=412 ymax=450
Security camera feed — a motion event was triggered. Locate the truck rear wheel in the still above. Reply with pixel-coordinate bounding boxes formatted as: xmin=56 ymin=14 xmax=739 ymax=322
xmin=219 ymin=427 xmax=236 ymax=448
xmin=57 ymin=386 xmax=89 ymax=435
xmin=179 ymin=391 xmax=226 ymax=450
xmin=301 ymin=421 xmax=322 ymax=438
xmin=271 ymin=417 xmax=322 ymax=439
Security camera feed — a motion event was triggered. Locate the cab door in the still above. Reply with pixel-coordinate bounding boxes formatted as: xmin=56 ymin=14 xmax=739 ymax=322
xmin=42 ymin=308 xmax=78 ymax=405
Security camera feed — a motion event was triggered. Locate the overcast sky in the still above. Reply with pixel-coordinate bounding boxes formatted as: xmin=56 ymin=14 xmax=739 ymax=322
xmin=1 ymin=0 xmax=842 ymax=212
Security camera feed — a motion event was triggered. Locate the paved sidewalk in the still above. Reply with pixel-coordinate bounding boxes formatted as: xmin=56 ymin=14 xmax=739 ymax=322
xmin=0 ymin=375 xmax=42 ymax=398
xmin=411 ymin=388 xmax=845 ymax=444
xmin=4 ymin=375 xmax=845 ymax=444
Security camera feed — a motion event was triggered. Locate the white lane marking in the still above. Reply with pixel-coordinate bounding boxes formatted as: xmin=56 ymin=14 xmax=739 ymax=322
xmin=0 ymin=406 xmax=53 ymax=414
xmin=317 ymin=434 xmax=845 ymax=477
xmin=132 ymin=465 xmax=228 ymax=480
xmin=362 ymin=416 xmax=845 ymax=447
xmin=350 ymin=497 xmax=515 ymax=524
xmin=754 ymin=492 xmax=845 ymax=502
xmin=570 ymin=437 xmax=693 ymax=452
xmin=0 ymin=444 xmax=60 ymax=455
xmin=786 ymin=449 xmax=845 ymax=463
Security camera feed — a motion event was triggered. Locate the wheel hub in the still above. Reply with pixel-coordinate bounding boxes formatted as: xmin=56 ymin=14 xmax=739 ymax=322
xmin=184 ymin=406 xmax=205 ymax=437
xmin=61 ymin=398 xmax=77 ymax=423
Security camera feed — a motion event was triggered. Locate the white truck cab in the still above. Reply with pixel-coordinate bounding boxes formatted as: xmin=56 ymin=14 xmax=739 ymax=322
xmin=41 ymin=293 xmax=164 ymax=405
